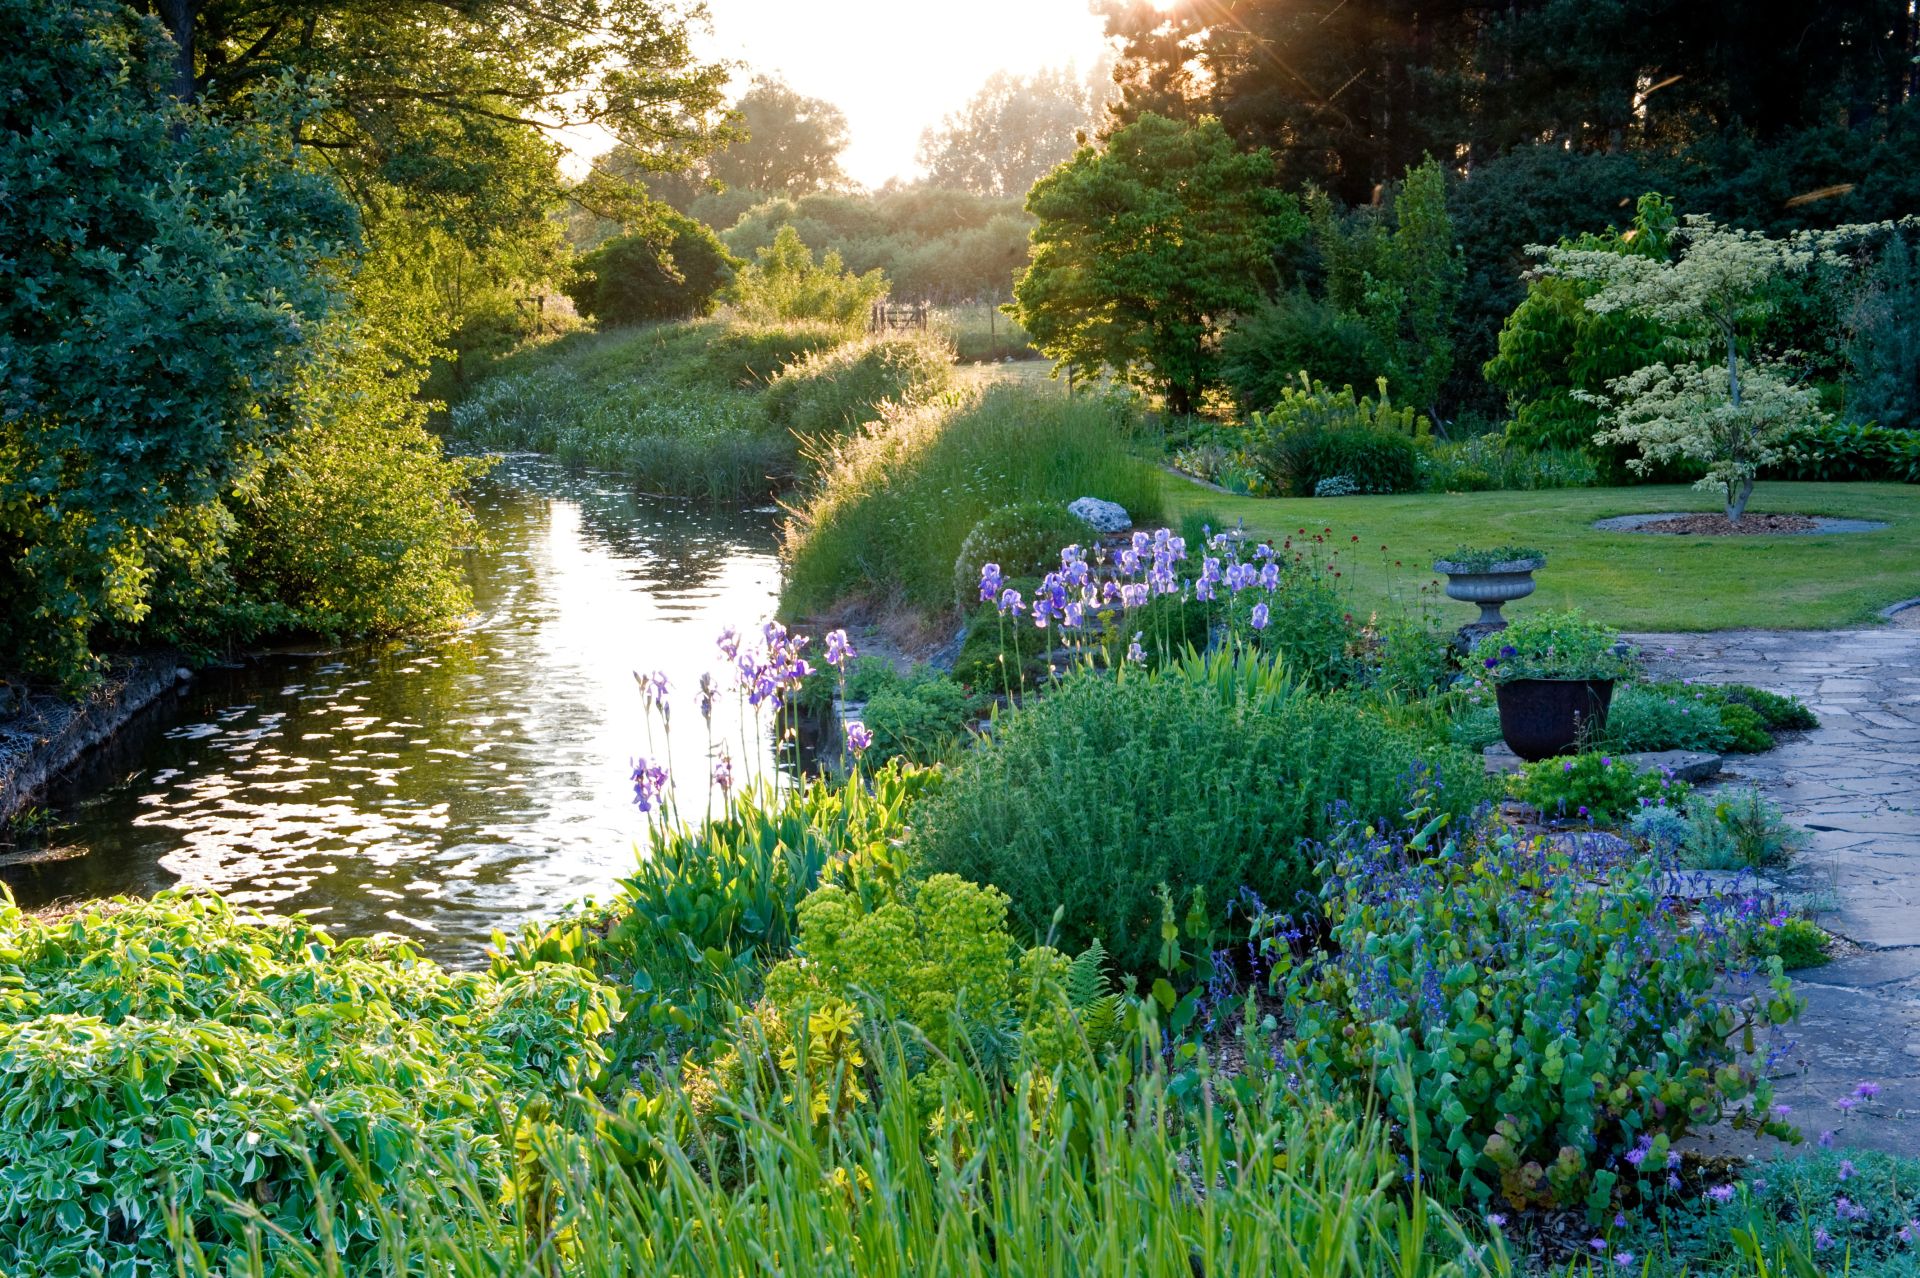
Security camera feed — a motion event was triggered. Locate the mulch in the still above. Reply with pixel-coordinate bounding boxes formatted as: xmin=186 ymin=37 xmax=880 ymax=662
xmin=1634 ymin=513 xmax=1821 ymax=536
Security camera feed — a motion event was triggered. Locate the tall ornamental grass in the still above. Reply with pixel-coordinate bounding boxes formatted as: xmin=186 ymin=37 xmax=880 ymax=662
xmin=781 ymin=384 xmax=1164 ymax=616
xmin=172 ymin=1045 xmax=1509 ymax=1278
xmin=450 ymin=319 xmax=931 ymax=503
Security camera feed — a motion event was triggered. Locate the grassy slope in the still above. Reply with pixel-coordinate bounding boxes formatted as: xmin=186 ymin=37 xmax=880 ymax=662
xmin=1159 ymin=475 xmax=1920 ymax=631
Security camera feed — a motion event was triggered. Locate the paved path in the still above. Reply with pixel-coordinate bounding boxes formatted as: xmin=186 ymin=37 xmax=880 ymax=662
xmin=1639 ymin=628 xmax=1920 ymax=1156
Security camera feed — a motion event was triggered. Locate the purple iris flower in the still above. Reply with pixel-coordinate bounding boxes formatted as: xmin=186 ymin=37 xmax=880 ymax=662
xmin=845 ymin=722 xmax=873 ymax=756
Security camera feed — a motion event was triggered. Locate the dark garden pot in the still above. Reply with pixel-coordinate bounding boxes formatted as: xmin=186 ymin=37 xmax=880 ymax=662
xmin=1495 ymin=678 xmax=1615 ymax=761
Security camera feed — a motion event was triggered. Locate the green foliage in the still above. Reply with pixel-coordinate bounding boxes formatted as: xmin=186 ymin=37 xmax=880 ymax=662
xmin=910 ymin=658 xmax=1487 ymax=975
xmin=0 ymin=0 xmax=355 ymax=685
xmin=950 ymin=501 xmax=1091 ymax=608
xmin=448 ymin=319 xmax=850 ymax=501
xmin=1600 ymin=683 xmax=1736 ymax=754
xmin=850 ymin=668 xmax=983 ymax=767
xmin=1843 ymin=234 xmax=1920 ymax=430
xmin=1013 ymin=114 xmax=1304 ymax=415
xmin=1219 ymin=292 xmax=1385 ymax=414
xmin=708 ymin=76 xmax=852 ymax=197
xmin=781 ymin=386 xmax=1163 ymax=617
xmin=1715 ymin=701 xmax=1775 ymax=754
xmin=502 ymin=766 xmax=937 ymax=1076
xmin=1435 ymin=546 xmax=1545 ymax=572
xmin=1774 ymin=418 xmax=1920 ymax=484
xmin=564 ymin=212 xmax=738 ymax=325
xmin=1416 ymin=436 xmax=1600 ymax=493
xmin=1304 ymin=158 xmax=1463 ymax=413
xmin=728 ymin=226 xmax=888 ymax=329
xmin=165 ymin=1041 xmax=1502 ymax=1278
xmin=1284 ymin=829 xmax=1801 ymax=1212
xmin=1367 ymin=617 xmax=1455 ymax=700
xmin=1679 ymin=785 xmax=1804 ymax=870
xmin=715 ymin=189 xmax=1034 ymax=305
xmin=1705 ymin=683 xmax=1818 ymax=733
xmin=1246 ymin=376 xmax=1431 ymax=497
xmin=1471 ymin=609 xmax=1635 ymax=683
xmin=0 ymin=890 xmax=615 ymax=1275
xmin=916 ymin=63 xmax=1108 ymax=199
xmin=762 ymin=332 xmax=955 ymax=447
xmin=1512 ymin=753 xmax=1690 ymax=823
xmin=1751 ymin=917 xmax=1831 ymax=970
xmin=1484 ymin=194 xmax=1680 ymax=454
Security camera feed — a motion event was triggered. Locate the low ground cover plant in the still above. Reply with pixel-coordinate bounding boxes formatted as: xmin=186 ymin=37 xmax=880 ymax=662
xmin=1283 ymin=826 xmax=1802 ymax=1215
xmin=0 ymin=891 xmax=616 ymax=1275
xmin=1512 ymin=751 xmax=1691 ymax=821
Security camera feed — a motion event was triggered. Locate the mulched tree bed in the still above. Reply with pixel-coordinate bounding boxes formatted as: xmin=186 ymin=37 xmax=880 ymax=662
xmin=1636 ymin=513 xmax=1821 ymax=535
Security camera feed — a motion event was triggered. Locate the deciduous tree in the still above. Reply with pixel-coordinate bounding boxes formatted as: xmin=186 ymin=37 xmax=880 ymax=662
xmin=1013 ymin=115 xmax=1303 ymax=415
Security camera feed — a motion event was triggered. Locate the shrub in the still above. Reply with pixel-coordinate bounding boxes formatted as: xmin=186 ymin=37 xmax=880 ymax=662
xmin=910 ymin=657 xmax=1486 ymax=975
xmin=1512 ymin=752 xmax=1690 ymax=822
xmin=763 ymin=331 xmax=955 ymax=445
xmin=1416 ymin=435 xmax=1600 ymax=492
xmin=781 ymin=386 xmax=1163 ymax=617
xmin=1680 ymin=785 xmax=1804 ymax=870
xmin=728 ymin=225 xmax=887 ymax=328
xmin=1772 ymin=418 xmax=1920 ymax=483
xmin=1751 ymin=916 xmax=1831 ymax=970
xmin=1702 ymin=681 xmax=1817 ymax=732
xmin=1245 ymin=376 xmax=1428 ymax=497
xmin=1714 ymin=701 xmax=1774 ymax=753
xmin=1284 ymin=827 xmax=1801 ymax=1212
xmin=501 ymin=766 xmax=938 ymax=1074
xmin=1472 ymin=609 xmax=1636 ymax=683
xmin=1219 ymin=292 xmax=1384 ymax=414
xmin=0 ymin=891 xmax=616 ymax=1275
xmin=853 ymin=668 xmax=982 ymax=767
xmin=1600 ymin=683 xmax=1735 ymax=754
xmin=564 ymin=213 xmax=738 ymax=325
xmin=950 ymin=501 xmax=1091 ymax=608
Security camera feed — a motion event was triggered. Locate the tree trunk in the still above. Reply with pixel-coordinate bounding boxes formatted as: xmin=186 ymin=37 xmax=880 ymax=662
xmin=150 ymin=0 xmax=196 ymax=105
xmin=1727 ymin=474 xmax=1754 ymax=523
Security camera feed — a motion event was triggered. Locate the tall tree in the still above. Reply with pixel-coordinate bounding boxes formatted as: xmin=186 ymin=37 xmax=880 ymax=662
xmin=1 ymin=0 xmax=355 ymax=682
xmin=916 ymin=61 xmax=1114 ymax=198
xmin=708 ymin=76 xmax=853 ymax=197
xmin=1013 ymin=114 xmax=1304 ymax=415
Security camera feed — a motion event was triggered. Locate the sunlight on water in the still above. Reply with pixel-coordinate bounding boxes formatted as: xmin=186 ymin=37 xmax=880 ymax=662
xmin=2 ymin=456 xmax=783 ymax=960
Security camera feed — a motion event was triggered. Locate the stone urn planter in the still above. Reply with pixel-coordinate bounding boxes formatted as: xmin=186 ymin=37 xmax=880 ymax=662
xmin=1432 ymin=554 xmax=1545 ymax=639
xmin=1495 ymin=678 xmax=1615 ymax=761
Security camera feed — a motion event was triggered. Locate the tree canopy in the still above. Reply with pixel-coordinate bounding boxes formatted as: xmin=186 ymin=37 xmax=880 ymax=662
xmin=1013 ymin=114 xmax=1304 ymax=415
xmin=916 ymin=62 xmax=1113 ymax=198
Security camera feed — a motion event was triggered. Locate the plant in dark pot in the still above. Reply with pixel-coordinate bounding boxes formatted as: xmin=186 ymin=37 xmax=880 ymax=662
xmin=1472 ymin=610 xmax=1636 ymax=761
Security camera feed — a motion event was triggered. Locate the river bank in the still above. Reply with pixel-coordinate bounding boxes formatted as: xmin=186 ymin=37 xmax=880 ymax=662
xmin=0 ymin=656 xmax=190 ymax=828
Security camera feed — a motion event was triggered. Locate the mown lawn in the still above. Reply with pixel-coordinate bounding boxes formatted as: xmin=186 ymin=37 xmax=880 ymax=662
xmin=1158 ymin=475 xmax=1920 ymax=631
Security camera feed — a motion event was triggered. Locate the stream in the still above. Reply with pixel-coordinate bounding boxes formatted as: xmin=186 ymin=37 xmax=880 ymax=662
xmin=0 ymin=456 xmax=784 ymax=960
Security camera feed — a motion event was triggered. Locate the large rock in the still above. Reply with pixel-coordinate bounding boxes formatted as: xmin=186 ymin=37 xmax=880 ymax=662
xmin=1068 ymin=497 xmax=1131 ymax=533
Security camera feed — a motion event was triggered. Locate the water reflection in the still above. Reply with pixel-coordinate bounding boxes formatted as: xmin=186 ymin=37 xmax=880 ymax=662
xmin=2 ymin=456 xmax=782 ymax=959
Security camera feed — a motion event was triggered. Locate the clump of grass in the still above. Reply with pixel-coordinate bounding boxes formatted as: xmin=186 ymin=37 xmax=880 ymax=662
xmin=449 ymin=318 xmax=926 ymax=503
xmin=780 ymin=384 xmax=1165 ymax=617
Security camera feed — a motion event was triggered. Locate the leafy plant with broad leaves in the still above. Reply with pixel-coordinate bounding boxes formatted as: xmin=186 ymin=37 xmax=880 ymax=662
xmin=1471 ymin=609 xmax=1636 ymax=683
xmin=1281 ymin=825 xmax=1802 ymax=1215
xmin=0 ymin=889 xmax=616 ymax=1275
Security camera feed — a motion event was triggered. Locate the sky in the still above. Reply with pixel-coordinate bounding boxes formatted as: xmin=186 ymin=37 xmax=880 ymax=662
xmin=691 ymin=0 xmax=1115 ymax=188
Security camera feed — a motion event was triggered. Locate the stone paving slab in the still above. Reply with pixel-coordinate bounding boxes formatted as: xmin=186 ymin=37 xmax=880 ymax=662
xmin=1638 ymin=628 xmax=1920 ymax=1157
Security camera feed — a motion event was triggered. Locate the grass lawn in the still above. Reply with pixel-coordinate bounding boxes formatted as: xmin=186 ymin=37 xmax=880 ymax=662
xmin=1158 ymin=475 xmax=1920 ymax=631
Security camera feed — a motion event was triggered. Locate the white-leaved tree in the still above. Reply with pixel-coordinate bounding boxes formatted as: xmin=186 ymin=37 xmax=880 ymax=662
xmin=1547 ymin=215 xmax=1839 ymax=522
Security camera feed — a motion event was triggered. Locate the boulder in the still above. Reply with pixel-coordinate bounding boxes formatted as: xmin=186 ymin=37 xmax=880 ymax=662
xmin=1067 ymin=496 xmax=1131 ymax=533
